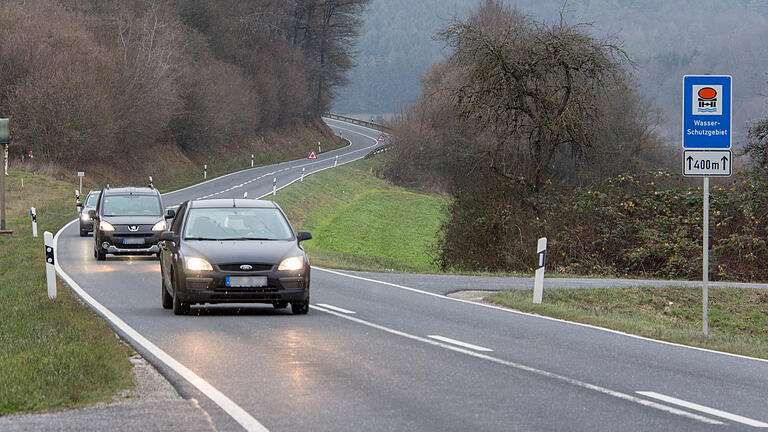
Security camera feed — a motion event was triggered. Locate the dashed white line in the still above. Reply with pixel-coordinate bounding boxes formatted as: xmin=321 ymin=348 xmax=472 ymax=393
xmin=637 ymin=391 xmax=768 ymax=427
xmin=316 ymin=303 xmax=356 ymax=314
xmin=427 ymin=335 xmax=493 ymax=352
xmin=310 ymin=305 xmax=722 ymax=426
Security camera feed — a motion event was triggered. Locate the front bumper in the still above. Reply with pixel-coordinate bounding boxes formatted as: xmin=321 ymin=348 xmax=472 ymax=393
xmin=79 ymin=218 xmax=94 ymax=231
xmin=100 ymin=231 xmax=162 ymax=255
xmin=178 ymin=272 xmax=309 ymax=304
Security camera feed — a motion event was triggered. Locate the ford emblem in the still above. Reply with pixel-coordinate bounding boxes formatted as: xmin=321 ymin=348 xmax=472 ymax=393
xmin=240 ymin=264 xmax=253 ymax=271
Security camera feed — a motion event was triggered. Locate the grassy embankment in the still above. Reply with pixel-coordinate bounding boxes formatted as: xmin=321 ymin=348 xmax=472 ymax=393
xmin=272 ymin=157 xmax=448 ymax=273
xmin=0 ymin=131 xmax=344 ymax=414
xmin=0 ymin=171 xmax=133 ymax=413
xmin=486 ymin=287 xmax=768 ymax=359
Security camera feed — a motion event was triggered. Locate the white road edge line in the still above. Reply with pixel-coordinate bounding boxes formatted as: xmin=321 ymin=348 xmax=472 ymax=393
xmin=637 ymin=391 xmax=768 ymax=428
xmin=311 ymin=267 xmax=768 ymax=365
xmin=310 ymin=305 xmax=722 ymax=425
xmin=54 ymin=219 xmax=270 ymax=432
xmin=427 ymin=335 xmax=493 ymax=352
xmin=316 ymin=303 xmax=356 ymax=314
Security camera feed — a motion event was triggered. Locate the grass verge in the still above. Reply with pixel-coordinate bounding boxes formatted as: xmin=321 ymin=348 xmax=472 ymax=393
xmin=485 ymin=286 xmax=768 ymax=359
xmin=0 ymin=171 xmax=133 ymax=414
xmin=272 ymin=157 xmax=449 ymax=273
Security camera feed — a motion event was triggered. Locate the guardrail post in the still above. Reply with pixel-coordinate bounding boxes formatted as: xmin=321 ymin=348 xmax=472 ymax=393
xmin=30 ymin=207 xmax=37 ymax=238
xmin=44 ymin=231 xmax=56 ymax=299
xmin=533 ymin=237 xmax=547 ymax=304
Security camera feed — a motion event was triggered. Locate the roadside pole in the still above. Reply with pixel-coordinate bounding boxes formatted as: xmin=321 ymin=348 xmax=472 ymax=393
xmin=272 ymin=177 xmax=276 ymax=196
xmin=30 ymin=207 xmax=37 ymax=238
xmin=335 ymin=155 xmax=338 ymax=167
xmin=301 ymin=167 xmax=305 ymax=181
xmin=703 ymin=177 xmax=709 ymax=335
xmin=251 ymin=154 xmax=254 ymax=168
xmin=44 ymin=231 xmax=56 ymax=299
xmin=682 ymin=75 xmax=732 ymax=336
xmin=0 ymin=118 xmax=9 ymax=234
xmin=204 ymin=164 xmax=207 ymax=180
xmin=77 ymin=171 xmax=84 ymax=195
xmin=533 ymin=237 xmax=547 ymax=304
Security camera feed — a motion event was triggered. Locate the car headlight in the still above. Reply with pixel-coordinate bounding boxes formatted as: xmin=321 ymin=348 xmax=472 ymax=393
xmin=152 ymin=220 xmax=167 ymax=232
xmin=278 ymin=256 xmax=304 ymax=271
xmin=185 ymin=257 xmax=213 ymax=272
xmin=81 ymin=213 xmax=90 ymax=221
xmin=99 ymin=221 xmax=115 ymax=231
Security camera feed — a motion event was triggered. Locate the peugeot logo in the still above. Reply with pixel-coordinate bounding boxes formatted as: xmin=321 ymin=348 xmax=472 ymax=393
xmin=128 ymin=225 xmax=139 ymax=232
xmin=240 ymin=264 xmax=253 ymax=271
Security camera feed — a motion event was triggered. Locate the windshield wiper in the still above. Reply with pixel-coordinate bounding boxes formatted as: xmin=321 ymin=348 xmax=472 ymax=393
xmin=218 ymin=237 xmax=275 ymax=241
xmin=184 ymin=237 xmax=221 ymax=241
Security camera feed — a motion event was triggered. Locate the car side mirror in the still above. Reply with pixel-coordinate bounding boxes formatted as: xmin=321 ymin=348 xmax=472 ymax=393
xmin=159 ymin=231 xmax=178 ymax=243
xmin=297 ymin=231 xmax=312 ymax=242
xmin=88 ymin=210 xmax=97 ymax=219
xmin=165 ymin=209 xmax=176 ymax=219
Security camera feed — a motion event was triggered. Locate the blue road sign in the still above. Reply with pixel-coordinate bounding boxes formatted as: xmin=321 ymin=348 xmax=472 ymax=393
xmin=682 ymin=75 xmax=732 ymax=149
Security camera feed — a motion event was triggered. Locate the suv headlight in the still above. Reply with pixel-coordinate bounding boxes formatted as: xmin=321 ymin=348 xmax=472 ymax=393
xmin=152 ymin=220 xmax=167 ymax=232
xmin=185 ymin=257 xmax=213 ymax=272
xmin=99 ymin=221 xmax=115 ymax=231
xmin=278 ymin=256 xmax=304 ymax=271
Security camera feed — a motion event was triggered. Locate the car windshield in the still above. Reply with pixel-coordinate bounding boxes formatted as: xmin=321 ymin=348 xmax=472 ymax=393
xmin=85 ymin=193 xmax=99 ymax=207
xmin=183 ymin=207 xmax=294 ymax=241
xmin=102 ymin=195 xmax=161 ymax=217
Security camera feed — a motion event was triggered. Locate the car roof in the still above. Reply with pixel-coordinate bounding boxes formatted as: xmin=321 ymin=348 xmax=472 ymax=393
xmin=102 ymin=186 xmax=158 ymax=196
xmin=188 ymin=199 xmax=278 ymax=209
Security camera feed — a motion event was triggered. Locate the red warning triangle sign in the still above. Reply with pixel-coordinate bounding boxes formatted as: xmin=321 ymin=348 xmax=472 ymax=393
xmin=307 ymin=150 xmax=318 ymax=159
xmin=377 ymin=133 xmax=385 ymax=142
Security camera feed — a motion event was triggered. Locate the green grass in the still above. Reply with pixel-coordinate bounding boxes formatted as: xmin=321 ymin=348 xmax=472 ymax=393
xmin=486 ymin=286 xmax=768 ymax=359
xmin=0 ymin=171 xmax=133 ymax=413
xmin=272 ymin=158 xmax=449 ymax=273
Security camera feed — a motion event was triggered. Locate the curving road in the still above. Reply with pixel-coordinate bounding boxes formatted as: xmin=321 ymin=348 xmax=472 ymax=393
xmin=47 ymin=118 xmax=768 ymax=431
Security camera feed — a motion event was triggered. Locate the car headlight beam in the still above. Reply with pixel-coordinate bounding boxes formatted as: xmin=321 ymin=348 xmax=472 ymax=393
xmin=99 ymin=220 xmax=115 ymax=231
xmin=278 ymin=256 xmax=304 ymax=271
xmin=152 ymin=220 xmax=167 ymax=232
xmin=185 ymin=256 xmax=213 ymax=272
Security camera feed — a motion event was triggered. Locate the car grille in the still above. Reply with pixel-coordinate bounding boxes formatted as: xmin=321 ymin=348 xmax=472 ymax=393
xmin=218 ymin=263 xmax=273 ymax=272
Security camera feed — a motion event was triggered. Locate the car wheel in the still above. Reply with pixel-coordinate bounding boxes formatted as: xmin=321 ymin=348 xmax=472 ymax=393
xmin=161 ymin=268 xmax=172 ymax=310
xmin=95 ymin=247 xmax=106 ymax=261
xmin=291 ymin=301 xmax=309 ymax=315
xmin=172 ymin=271 xmax=189 ymax=315
xmin=272 ymin=301 xmax=288 ymax=309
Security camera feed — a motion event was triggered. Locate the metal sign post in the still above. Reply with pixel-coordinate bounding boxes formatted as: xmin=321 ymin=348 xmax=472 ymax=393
xmin=682 ymin=75 xmax=732 ymax=336
xmin=0 ymin=119 xmax=8 ymax=233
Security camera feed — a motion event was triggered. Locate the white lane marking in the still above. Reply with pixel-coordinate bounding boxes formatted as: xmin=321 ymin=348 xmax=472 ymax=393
xmin=53 ymin=220 xmax=270 ymax=432
xmin=312 ymin=267 xmax=768 ymax=365
xmin=310 ymin=305 xmax=722 ymax=425
xmin=316 ymin=303 xmax=356 ymax=314
xmin=637 ymin=391 xmax=768 ymax=427
xmin=427 ymin=335 xmax=493 ymax=352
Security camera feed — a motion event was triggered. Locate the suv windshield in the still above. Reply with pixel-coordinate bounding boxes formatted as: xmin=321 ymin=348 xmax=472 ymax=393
xmin=102 ymin=195 xmax=161 ymax=217
xmin=183 ymin=208 xmax=294 ymax=241
xmin=85 ymin=193 xmax=99 ymax=207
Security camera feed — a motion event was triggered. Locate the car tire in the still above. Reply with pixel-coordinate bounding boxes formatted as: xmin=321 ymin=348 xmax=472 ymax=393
xmin=79 ymin=228 xmax=88 ymax=237
xmin=272 ymin=301 xmax=288 ymax=310
xmin=172 ymin=272 xmax=189 ymax=315
xmin=291 ymin=301 xmax=309 ymax=315
xmin=95 ymin=247 xmax=106 ymax=261
xmin=161 ymin=269 xmax=172 ymax=310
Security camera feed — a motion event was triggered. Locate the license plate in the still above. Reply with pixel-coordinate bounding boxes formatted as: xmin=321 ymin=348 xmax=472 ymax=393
xmin=226 ymin=276 xmax=268 ymax=288
xmin=122 ymin=238 xmax=145 ymax=245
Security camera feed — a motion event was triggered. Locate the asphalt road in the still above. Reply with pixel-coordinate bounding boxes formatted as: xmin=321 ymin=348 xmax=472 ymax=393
xmin=48 ymin=118 xmax=768 ymax=431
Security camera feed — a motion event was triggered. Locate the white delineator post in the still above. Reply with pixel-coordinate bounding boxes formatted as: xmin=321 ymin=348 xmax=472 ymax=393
xmin=251 ymin=154 xmax=254 ymax=168
xmin=44 ymin=231 xmax=56 ymax=299
xmin=533 ymin=237 xmax=547 ymax=304
xmin=703 ymin=177 xmax=710 ymax=335
xmin=272 ymin=177 xmax=277 ymax=196
xmin=30 ymin=207 xmax=37 ymax=238
xmin=301 ymin=167 xmax=305 ymax=181
xmin=318 ymin=142 xmax=322 ymax=153
xmin=204 ymin=164 xmax=207 ymax=179
xmin=334 ymin=155 xmax=338 ymax=167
